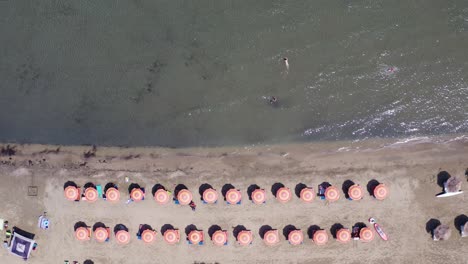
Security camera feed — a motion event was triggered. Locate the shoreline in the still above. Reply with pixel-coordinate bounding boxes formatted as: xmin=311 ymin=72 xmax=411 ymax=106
xmin=0 ymin=135 xmax=467 ymax=263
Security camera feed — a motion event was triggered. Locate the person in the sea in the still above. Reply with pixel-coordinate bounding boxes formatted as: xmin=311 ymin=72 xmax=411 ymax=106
xmin=268 ymin=96 xmax=279 ymax=107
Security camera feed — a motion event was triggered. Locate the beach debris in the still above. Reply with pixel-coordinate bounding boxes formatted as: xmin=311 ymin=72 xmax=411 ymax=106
xmin=445 ymin=176 xmax=462 ymax=193
xmin=433 ymin=224 xmax=451 ymax=241
xmin=37 ymin=147 xmax=60 ymax=154
xmin=83 ymin=145 xmax=97 ymax=159
xmin=0 ymin=145 xmax=16 ymax=156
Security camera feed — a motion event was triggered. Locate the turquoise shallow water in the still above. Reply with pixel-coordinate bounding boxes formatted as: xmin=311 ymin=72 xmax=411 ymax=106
xmin=0 ymin=1 xmax=467 ymax=147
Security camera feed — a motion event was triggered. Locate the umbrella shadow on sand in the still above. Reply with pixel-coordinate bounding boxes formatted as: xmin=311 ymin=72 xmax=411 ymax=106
xmin=366 ymin=179 xmax=380 ymax=196
xmin=74 ymin=221 xmax=87 ymax=231
xmin=454 ymin=214 xmax=468 ymax=234
xmin=151 ymin=184 xmax=166 ymax=196
xmin=247 ymin=184 xmax=260 ymax=200
xmin=259 ymin=225 xmax=273 ymax=239
xmin=295 ymin=183 xmax=307 ymax=198
xmin=271 ymin=183 xmax=285 ymax=196
xmin=342 ymin=180 xmax=355 ymax=199
xmin=174 ymin=184 xmax=188 ymax=197
xmin=199 ymin=183 xmax=213 ymax=197
xmin=233 ymin=225 xmax=247 ymax=239
xmin=185 ymin=224 xmax=198 ymax=236
xmin=114 ymin=224 xmax=128 ymax=234
xmin=64 ymin=181 xmax=77 ymax=190
xmin=330 ymin=223 xmax=344 ymax=239
xmin=425 ymin=219 xmax=441 ymax=237
xmin=221 ymin=184 xmax=235 ymax=200
xmin=84 ymin=260 xmax=94 ymax=264
xmin=92 ymin=222 xmax=106 ymax=231
xmin=161 ymin=224 xmax=175 ymax=235
xmin=282 ymin=225 xmax=297 ymax=240
xmin=128 ymin=183 xmax=141 ymax=194
xmin=307 ymin=225 xmax=321 ymax=239
xmin=437 ymin=171 xmax=451 ymax=189
xmin=208 ymin=225 xmax=222 ymax=238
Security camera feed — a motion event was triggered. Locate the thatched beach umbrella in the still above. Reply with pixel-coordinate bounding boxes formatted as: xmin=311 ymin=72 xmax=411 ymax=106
xmin=325 ymin=186 xmax=340 ymax=202
xmin=94 ymin=227 xmax=109 ymax=243
xmin=64 ymin=186 xmax=80 ymax=201
xmin=237 ymin=230 xmax=253 ymax=246
xmin=202 ymin=188 xmax=218 ymax=204
xmin=313 ymin=230 xmax=328 ymax=246
xmin=212 ymin=230 xmax=228 ymax=246
xmin=445 ymin=176 xmax=462 ymax=193
xmin=85 ymin=188 xmax=98 ymax=203
xmin=177 ymin=189 xmax=192 ymax=205
xmin=252 ymin=189 xmax=266 ymax=204
xmin=106 ymin=187 xmax=120 ymax=202
xmin=188 ymin=230 xmax=204 ymax=244
xmin=288 ymin=230 xmax=303 ymax=245
xmin=373 ymin=184 xmax=388 ymax=200
xmin=75 ymin=227 xmax=90 ymax=241
xmin=115 ymin=230 xmax=130 ymax=245
xmin=142 ymin=230 xmax=156 ymax=244
xmin=154 ymin=189 xmax=170 ymax=204
xmin=359 ymin=227 xmax=374 ymax=242
xmin=163 ymin=229 xmax=180 ymax=245
xmin=276 ymin=187 xmax=292 ymax=203
xmin=226 ymin=189 xmax=242 ymax=205
xmin=336 ymin=228 xmax=351 ymax=243
xmin=433 ymin=224 xmax=451 ymax=241
xmin=348 ymin=185 xmax=363 ymax=200
xmin=264 ymin=230 xmax=279 ymax=246
xmin=300 ymin=187 xmax=315 ymax=203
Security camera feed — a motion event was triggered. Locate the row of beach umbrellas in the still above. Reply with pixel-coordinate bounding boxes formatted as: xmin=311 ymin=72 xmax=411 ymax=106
xmin=64 ymin=180 xmax=388 ymax=204
xmin=74 ymin=222 xmax=378 ymax=246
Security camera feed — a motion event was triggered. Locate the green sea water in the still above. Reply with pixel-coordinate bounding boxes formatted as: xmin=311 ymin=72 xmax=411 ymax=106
xmin=1 ymin=0 xmax=467 ymax=147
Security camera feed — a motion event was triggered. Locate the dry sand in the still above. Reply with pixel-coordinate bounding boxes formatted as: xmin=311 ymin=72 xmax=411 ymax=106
xmin=0 ymin=137 xmax=467 ymax=264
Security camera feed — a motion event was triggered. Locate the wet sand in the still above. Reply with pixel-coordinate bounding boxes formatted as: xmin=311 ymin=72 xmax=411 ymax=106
xmin=0 ymin=137 xmax=467 ymax=264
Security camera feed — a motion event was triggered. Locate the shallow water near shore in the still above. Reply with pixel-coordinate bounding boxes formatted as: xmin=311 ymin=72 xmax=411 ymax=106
xmin=1 ymin=1 xmax=467 ymax=147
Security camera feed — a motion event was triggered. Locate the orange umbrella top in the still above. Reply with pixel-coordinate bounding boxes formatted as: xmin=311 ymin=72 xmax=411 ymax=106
xmin=288 ymin=230 xmax=303 ymax=245
xmin=263 ymin=230 xmax=279 ymax=246
xmin=116 ymin=230 xmax=130 ymax=245
xmin=313 ymin=230 xmax=328 ymax=246
xmin=75 ymin=227 xmax=90 ymax=241
xmin=226 ymin=189 xmax=242 ymax=205
xmin=237 ymin=230 xmax=253 ymax=246
xmin=202 ymin=188 xmax=218 ymax=204
xmin=154 ymin=189 xmax=170 ymax=205
xmin=252 ymin=189 xmax=266 ymax=204
xmin=373 ymin=184 xmax=388 ymax=200
xmin=188 ymin=230 xmax=204 ymax=244
xmin=106 ymin=187 xmax=120 ymax=202
xmin=130 ymin=188 xmax=144 ymax=201
xmin=336 ymin=228 xmax=351 ymax=243
xmin=325 ymin=186 xmax=340 ymax=202
xmin=141 ymin=229 xmax=156 ymax=244
xmin=85 ymin=187 xmax=98 ymax=203
xmin=65 ymin=186 xmax=80 ymax=201
xmin=94 ymin=227 xmax=109 ymax=243
xmin=348 ymin=185 xmax=363 ymax=200
xmin=212 ymin=230 xmax=228 ymax=246
xmin=276 ymin=187 xmax=292 ymax=203
xmin=300 ymin=187 xmax=315 ymax=203
xmin=360 ymin=227 xmax=374 ymax=242
xmin=164 ymin=229 xmax=180 ymax=245
xmin=177 ymin=189 xmax=192 ymax=205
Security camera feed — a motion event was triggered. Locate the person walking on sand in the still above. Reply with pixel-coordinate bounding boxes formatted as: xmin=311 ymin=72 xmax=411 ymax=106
xmin=189 ymin=201 xmax=196 ymax=211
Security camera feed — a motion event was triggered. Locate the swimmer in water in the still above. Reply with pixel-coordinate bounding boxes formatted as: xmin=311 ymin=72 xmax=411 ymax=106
xmin=269 ymin=96 xmax=279 ymax=107
xmin=283 ymin=57 xmax=289 ymax=71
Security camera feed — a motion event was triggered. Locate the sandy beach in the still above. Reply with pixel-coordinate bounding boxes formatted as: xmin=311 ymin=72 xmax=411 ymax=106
xmin=0 ymin=137 xmax=467 ymax=264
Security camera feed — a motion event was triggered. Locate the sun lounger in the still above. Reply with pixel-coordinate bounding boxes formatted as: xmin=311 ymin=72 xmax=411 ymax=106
xmin=96 ymin=185 xmax=103 ymax=198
